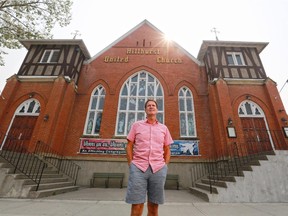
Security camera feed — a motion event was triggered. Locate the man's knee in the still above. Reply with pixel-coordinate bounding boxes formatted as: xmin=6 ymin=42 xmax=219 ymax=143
xmin=131 ymin=203 xmax=144 ymax=216
xmin=147 ymin=201 xmax=159 ymax=214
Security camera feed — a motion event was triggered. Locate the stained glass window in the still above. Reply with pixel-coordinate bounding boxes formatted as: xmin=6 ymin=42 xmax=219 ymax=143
xmin=178 ymin=87 xmax=196 ymax=137
xmin=116 ymin=71 xmax=164 ymax=136
xmin=84 ymin=85 xmax=105 ymax=135
xmin=238 ymin=101 xmax=264 ymax=117
xmin=16 ymin=99 xmax=40 ymax=115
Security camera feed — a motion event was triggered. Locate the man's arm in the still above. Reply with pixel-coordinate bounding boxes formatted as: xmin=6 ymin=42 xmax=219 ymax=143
xmin=163 ymin=145 xmax=171 ymax=164
xmin=126 ymin=140 xmax=134 ymax=165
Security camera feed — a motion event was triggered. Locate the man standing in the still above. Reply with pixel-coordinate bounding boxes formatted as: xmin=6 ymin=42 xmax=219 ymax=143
xmin=125 ymin=99 xmax=173 ymax=216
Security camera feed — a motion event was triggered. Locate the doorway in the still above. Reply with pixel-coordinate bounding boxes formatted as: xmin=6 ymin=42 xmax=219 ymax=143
xmin=0 ymin=99 xmax=40 ymax=150
xmin=239 ymin=100 xmax=273 ymax=154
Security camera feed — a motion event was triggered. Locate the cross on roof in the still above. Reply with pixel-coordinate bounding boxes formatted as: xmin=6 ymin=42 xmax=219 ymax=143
xmin=211 ymin=27 xmax=220 ymax=41
xmin=71 ymin=30 xmax=81 ymax=39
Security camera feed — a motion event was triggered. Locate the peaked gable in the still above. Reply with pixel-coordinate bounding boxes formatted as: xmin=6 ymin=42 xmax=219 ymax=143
xmin=87 ymin=20 xmax=200 ymax=65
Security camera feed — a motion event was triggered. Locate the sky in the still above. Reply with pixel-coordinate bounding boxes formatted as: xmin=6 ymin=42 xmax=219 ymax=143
xmin=0 ymin=0 xmax=288 ymax=111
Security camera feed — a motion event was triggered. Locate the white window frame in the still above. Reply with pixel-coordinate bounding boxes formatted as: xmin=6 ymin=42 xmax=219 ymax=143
xmin=40 ymin=49 xmax=60 ymax=63
xmin=84 ymin=85 xmax=105 ymax=135
xmin=115 ymin=71 xmax=164 ymax=136
xmin=16 ymin=99 xmax=41 ymax=116
xmin=238 ymin=100 xmax=264 ymax=117
xmin=178 ymin=87 xmax=197 ymax=138
xmin=227 ymin=52 xmax=245 ymax=66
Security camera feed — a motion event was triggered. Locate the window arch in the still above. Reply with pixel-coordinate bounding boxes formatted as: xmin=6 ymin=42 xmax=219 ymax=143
xmin=84 ymin=85 xmax=105 ymax=135
xmin=16 ymin=99 xmax=41 ymax=115
xmin=178 ymin=87 xmax=196 ymax=137
xmin=238 ymin=100 xmax=264 ymax=117
xmin=115 ymin=71 xmax=164 ymax=136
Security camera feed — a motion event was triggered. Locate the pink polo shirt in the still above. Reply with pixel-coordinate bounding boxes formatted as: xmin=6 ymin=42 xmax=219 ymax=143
xmin=127 ymin=119 xmax=173 ymax=173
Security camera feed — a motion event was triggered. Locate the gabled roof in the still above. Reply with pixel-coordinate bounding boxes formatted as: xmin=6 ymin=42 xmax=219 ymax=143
xmin=20 ymin=39 xmax=91 ymax=59
xmin=197 ymin=40 xmax=269 ymax=61
xmin=87 ymin=19 xmax=201 ymax=65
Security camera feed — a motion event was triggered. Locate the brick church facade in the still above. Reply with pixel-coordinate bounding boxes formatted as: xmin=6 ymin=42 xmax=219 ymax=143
xmin=0 ymin=20 xmax=287 ymax=188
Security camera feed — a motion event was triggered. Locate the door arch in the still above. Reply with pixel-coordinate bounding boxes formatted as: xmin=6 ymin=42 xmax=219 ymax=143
xmin=0 ymin=99 xmax=40 ymax=150
xmin=238 ymin=100 xmax=274 ymax=153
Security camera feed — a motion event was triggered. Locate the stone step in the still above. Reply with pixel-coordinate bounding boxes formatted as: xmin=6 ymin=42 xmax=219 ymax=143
xmin=207 ymin=175 xmax=236 ymax=182
xmin=28 ymin=181 xmax=74 ymax=191
xmin=189 ymin=187 xmax=210 ymax=202
xmin=201 ymin=179 xmax=227 ymax=188
xmin=28 ymin=185 xmax=79 ymax=198
xmin=195 ymin=182 xmax=218 ymax=194
xmin=23 ymin=177 xmax=70 ymax=185
xmin=14 ymin=173 xmax=64 ymax=179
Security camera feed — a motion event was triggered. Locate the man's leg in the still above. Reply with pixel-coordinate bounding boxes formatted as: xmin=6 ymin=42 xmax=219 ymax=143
xmin=147 ymin=201 xmax=159 ymax=216
xmin=131 ymin=203 xmax=144 ymax=216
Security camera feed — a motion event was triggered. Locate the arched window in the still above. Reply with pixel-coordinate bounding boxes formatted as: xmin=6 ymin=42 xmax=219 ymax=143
xmin=238 ymin=100 xmax=264 ymax=117
xmin=84 ymin=85 xmax=105 ymax=135
xmin=116 ymin=71 xmax=164 ymax=136
xmin=178 ymin=87 xmax=196 ymax=137
xmin=16 ymin=99 xmax=41 ymax=115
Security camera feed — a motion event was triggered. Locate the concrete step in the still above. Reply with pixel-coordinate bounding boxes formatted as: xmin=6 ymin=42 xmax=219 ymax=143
xmin=0 ymin=162 xmax=14 ymax=168
xmin=28 ymin=181 xmax=74 ymax=191
xmin=28 ymin=185 xmax=79 ymax=198
xmin=189 ymin=187 xmax=210 ymax=202
xmin=201 ymin=179 xmax=227 ymax=188
xmin=207 ymin=175 xmax=236 ymax=182
xmin=195 ymin=182 xmax=218 ymax=194
xmin=14 ymin=173 xmax=64 ymax=179
xmin=23 ymin=177 xmax=70 ymax=185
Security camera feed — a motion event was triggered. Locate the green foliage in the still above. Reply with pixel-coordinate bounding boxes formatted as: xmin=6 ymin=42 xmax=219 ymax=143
xmin=0 ymin=0 xmax=73 ymax=65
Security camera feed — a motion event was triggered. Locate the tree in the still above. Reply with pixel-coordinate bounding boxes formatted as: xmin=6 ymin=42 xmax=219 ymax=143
xmin=0 ymin=0 xmax=73 ymax=65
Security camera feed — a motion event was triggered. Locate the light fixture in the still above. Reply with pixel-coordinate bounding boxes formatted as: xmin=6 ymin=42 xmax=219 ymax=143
xmin=29 ymin=93 xmax=34 ymax=98
xmin=281 ymin=117 xmax=288 ymax=125
xmin=227 ymin=117 xmax=233 ymax=126
xmin=44 ymin=114 xmax=49 ymax=122
xmin=246 ymin=95 xmax=251 ymax=100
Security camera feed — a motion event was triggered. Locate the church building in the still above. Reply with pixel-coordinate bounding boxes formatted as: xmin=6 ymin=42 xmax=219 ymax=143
xmin=0 ymin=20 xmax=287 ymax=201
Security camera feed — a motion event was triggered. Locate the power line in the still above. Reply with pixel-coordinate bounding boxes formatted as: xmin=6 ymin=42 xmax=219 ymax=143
xmin=279 ymin=79 xmax=288 ymax=93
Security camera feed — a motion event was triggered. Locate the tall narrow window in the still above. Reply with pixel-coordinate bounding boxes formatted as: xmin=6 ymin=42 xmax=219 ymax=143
xmin=178 ymin=87 xmax=196 ymax=137
xmin=40 ymin=49 xmax=60 ymax=63
xmin=116 ymin=71 xmax=164 ymax=136
xmin=84 ymin=85 xmax=105 ymax=135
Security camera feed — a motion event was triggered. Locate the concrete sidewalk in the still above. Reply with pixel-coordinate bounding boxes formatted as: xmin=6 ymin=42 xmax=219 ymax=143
xmin=0 ymin=188 xmax=287 ymax=216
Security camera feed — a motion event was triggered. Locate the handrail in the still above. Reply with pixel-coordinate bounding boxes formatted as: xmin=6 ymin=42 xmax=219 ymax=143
xmin=34 ymin=140 xmax=81 ymax=185
xmin=191 ymin=129 xmax=287 ymax=194
xmin=0 ymin=132 xmax=47 ymax=191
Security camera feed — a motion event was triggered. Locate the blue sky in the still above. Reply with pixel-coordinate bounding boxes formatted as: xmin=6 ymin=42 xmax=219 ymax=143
xmin=1 ymin=0 xmax=287 ymax=110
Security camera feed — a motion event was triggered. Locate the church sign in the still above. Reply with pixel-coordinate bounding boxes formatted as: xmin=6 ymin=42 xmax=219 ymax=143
xmin=79 ymin=138 xmax=199 ymax=156
xmin=103 ymin=48 xmax=183 ymax=64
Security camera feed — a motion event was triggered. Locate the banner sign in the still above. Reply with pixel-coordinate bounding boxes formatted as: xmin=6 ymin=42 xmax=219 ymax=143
xmin=170 ymin=140 xmax=199 ymax=156
xmin=79 ymin=138 xmax=127 ymax=154
xmin=79 ymin=138 xmax=199 ymax=156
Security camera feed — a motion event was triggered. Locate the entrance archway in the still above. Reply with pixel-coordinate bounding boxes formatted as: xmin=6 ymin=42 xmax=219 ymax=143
xmin=0 ymin=99 xmax=40 ymax=150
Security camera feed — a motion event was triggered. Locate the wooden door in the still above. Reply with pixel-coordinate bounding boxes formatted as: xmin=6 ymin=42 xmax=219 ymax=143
xmin=4 ymin=116 xmax=38 ymax=151
xmin=241 ymin=117 xmax=272 ymax=154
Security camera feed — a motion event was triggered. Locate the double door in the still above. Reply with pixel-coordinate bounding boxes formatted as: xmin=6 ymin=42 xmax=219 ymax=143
xmin=241 ymin=117 xmax=272 ymax=154
xmin=1 ymin=116 xmax=37 ymax=151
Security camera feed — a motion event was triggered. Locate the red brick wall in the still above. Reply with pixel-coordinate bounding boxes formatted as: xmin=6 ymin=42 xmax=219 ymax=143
xmin=1 ymin=23 xmax=287 ymax=161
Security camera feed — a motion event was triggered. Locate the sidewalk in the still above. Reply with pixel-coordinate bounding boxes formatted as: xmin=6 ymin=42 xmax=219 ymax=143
xmin=0 ymin=188 xmax=287 ymax=216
